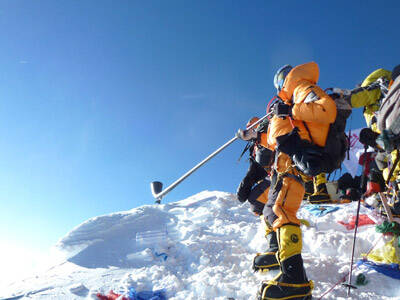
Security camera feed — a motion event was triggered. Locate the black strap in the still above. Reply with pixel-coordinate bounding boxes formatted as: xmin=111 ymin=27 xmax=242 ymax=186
xmin=238 ymin=141 xmax=252 ymax=162
xmin=302 ymin=121 xmax=315 ymax=144
xmin=347 ymin=129 xmax=351 ymax=160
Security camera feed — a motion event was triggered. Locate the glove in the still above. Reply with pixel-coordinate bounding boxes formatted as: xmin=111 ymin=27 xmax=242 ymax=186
xmin=249 ymin=200 xmax=264 ymax=216
xmin=236 ymin=128 xmax=257 ymax=141
xmin=331 ymin=87 xmax=351 ymax=97
xmin=256 ymin=118 xmax=269 ymax=133
xmin=273 ymin=102 xmax=292 ymax=118
xmin=292 ymin=148 xmax=322 ymax=176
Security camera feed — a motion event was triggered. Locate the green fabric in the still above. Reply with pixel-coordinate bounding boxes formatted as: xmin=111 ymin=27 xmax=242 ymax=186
xmin=376 ymin=221 xmax=400 ymax=236
xmin=375 ymin=221 xmax=400 ymax=248
xmin=356 ymin=273 xmax=368 ymax=286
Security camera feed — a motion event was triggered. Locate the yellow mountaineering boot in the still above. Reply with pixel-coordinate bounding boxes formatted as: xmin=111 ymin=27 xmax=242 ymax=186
xmin=258 ymin=225 xmax=313 ymax=300
xmin=308 ymin=173 xmax=332 ymax=204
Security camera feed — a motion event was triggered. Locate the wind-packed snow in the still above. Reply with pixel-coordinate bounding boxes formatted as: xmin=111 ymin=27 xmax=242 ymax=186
xmin=1 ymin=191 xmax=400 ymax=299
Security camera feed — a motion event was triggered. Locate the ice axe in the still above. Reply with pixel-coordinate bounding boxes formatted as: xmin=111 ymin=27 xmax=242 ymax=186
xmin=150 ymin=111 xmax=272 ymax=203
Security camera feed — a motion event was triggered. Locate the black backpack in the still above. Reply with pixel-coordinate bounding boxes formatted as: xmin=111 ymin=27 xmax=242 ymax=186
xmin=321 ymin=92 xmax=352 ymax=173
xmin=290 ymin=92 xmax=352 ymax=176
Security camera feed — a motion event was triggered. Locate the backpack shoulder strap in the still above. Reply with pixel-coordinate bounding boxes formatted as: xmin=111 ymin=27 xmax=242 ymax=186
xmin=302 ymin=121 xmax=315 ymax=144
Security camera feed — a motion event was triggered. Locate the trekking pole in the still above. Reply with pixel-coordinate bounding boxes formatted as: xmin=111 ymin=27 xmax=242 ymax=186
xmin=344 ymin=193 xmax=362 ymax=296
xmin=342 ymin=145 xmax=368 ymax=296
xmin=150 ymin=111 xmax=273 ymax=203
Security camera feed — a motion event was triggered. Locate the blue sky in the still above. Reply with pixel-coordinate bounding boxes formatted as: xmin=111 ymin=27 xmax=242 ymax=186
xmin=0 ymin=0 xmax=399 ymax=271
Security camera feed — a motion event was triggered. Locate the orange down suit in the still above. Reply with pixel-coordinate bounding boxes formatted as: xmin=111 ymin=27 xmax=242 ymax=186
xmin=260 ymin=62 xmax=336 ymax=230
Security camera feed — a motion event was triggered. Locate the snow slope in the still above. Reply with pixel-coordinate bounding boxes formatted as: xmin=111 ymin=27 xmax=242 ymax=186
xmin=1 ymin=191 xmax=400 ymax=299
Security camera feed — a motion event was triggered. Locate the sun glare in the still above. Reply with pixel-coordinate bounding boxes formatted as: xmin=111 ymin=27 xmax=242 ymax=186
xmin=0 ymin=241 xmax=48 ymax=288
